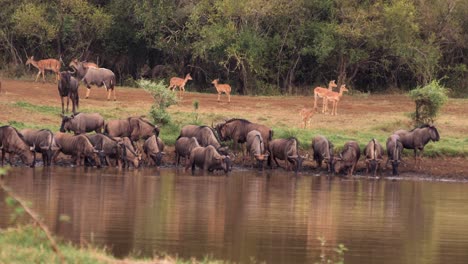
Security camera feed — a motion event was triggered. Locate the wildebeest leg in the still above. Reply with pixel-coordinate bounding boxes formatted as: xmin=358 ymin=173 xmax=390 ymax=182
xmin=1 ymin=149 xmax=5 ymax=166
xmin=66 ymin=95 xmax=70 ymax=113
xmin=103 ymin=82 xmax=111 ymax=101
xmin=61 ymin=96 xmax=65 ymax=114
xmin=85 ymin=86 xmax=91 ymax=99
xmin=105 ymin=156 xmax=112 ymax=167
xmin=112 ymin=88 xmax=117 ymax=101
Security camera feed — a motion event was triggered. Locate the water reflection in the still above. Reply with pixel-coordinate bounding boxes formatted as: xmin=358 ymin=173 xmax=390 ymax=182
xmin=1 ymin=167 xmax=468 ymax=263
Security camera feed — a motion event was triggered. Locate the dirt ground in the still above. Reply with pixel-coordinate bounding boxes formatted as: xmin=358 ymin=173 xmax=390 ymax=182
xmin=0 ymin=78 xmax=466 ymax=179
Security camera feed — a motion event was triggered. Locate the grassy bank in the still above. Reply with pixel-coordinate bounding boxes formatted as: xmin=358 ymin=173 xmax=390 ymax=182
xmin=0 ymin=225 xmax=228 ymax=264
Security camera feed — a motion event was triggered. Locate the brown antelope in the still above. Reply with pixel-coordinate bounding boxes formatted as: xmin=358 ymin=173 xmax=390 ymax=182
xmin=25 ymin=56 xmax=61 ymax=83
xmin=324 ymin=84 xmax=348 ymax=116
xmin=211 ymin=79 xmax=231 ymax=103
xmin=313 ymin=80 xmax=337 ymax=113
xmin=299 ymin=108 xmax=314 ymax=128
xmin=169 ymin=73 xmax=192 ymax=97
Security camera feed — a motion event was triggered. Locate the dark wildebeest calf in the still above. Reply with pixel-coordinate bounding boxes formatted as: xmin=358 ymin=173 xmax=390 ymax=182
xmin=386 ymin=134 xmax=403 ymax=176
xmin=0 ymin=126 xmax=35 ymax=167
xmin=312 ymin=135 xmax=335 ymax=173
xmin=53 ymin=132 xmax=101 ymax=167
xmin=60 ymin=112 xmax=105 ymax=135
xmin=268 ymin=137 xmax=304 ymax=173
xmin=215 ymin=118 xmax=273 ymax=156
xmin=363 ymin=138 xmax=384 ymax=177
xmin=186 ymin=145 xmax=232 ymax=175
xmin=21 ymin=129 xmax=59 ymax=166
xmin=175 ymin=137 xmax=200 ymax=167
xmin=143 ymin=135 xmax=165 ymax=167
xmin=179 ymin=125 xmax=228 ymax=155
xmin=58 ymin=71 xmax=79 ymax=114
xmin=394 ymin=124 xmax=440 ymax=169
xmin=334 ymin=141 xmax=361 ymax=177
xmin=246 ymin=130 xmax=268 ymax=170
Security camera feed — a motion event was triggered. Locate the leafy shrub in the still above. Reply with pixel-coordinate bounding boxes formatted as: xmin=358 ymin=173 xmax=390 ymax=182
xmin=139 ymin=79 xmax=178 ymax=125
xmin=409 ymin=80 xmax=448 ymax=126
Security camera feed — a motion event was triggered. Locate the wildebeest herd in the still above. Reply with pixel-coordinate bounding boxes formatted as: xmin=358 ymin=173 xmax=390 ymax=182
xmin=0 ymin=107 xmax=441 ymax=177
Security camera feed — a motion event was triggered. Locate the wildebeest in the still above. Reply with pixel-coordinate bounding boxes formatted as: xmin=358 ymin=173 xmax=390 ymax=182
xmin=70 ymin=61 xmax=116 ymax=101
xmin=174 ymin=137 xmax=200 ymax=167
xmin=104 ymin=117 xmax=159 ymax=142
xmin=268 ymin=137 xmax=304 ymax=173
xmin=215 ymin=118 xmax=273 ymax=156
xmin=311 ymin=135 xmax=335 ymax=173
xmin=246 ymin=130 xmax=268 ymax=170
xmin=0 ymin=126 xmax=35 ymax=167
xmin=185 ymin=145 xmax=232 ymax=175
xmin=53 ymin=132 xmax=101 ymax=167
xmin=87 ymin=134 xmax=124 ymax=168
xmin=386 ymin=134 xmax=403 ymax=176
xmin=179 ymin=125 xmax=228 ymax=155
xmin=394 ymin=124 xmax=440 ymax=169
xmin=20 ymin=129 xmax=59 ymax=166
xmin=60 ymin=112 xmax=105 ymax=135
xmin=143 ymin=135 xmax=165 ymax=167
xmin=58 ymin=71 xmax=79 ymax=114
xmin=114 ymin=137 xmax=141 ymax=168
xmin=363 ymin=138 xmax=384 ymax=177
xmin=334 ymin=141 xmax=361 ymax=177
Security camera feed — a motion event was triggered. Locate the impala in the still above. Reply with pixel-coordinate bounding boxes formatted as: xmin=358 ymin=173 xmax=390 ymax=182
xmin=25 ymin=56 xmax=61 ymax=83
xmin=211 ymin=79 xmax=231 ymax=103
xmin=168 ymin=73 xmax=192 ymax=97
xmin=299 ymin=107 xmax=314 ymax=128
xmin=324 ymin=84 xmax=348 ymax=116
xmin=313 ymin=80 xmax=337 ymax=113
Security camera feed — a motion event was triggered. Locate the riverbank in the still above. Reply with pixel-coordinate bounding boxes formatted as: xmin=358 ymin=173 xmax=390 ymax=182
xmin=0 ymin=225 xmax=228 ymax=264
xmin=0 ymin=78 xmax=466 ymax=177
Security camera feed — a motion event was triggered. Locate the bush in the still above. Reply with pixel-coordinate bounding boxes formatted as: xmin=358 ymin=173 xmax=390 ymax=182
xmin=139 ymin=79 xmax=179 ymax=125
xmin=408 ymin=80 xmax=448 ymax=126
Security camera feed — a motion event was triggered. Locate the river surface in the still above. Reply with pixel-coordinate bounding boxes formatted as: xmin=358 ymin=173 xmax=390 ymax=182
xmin=1 ymin=167 xmax=468 ymax=264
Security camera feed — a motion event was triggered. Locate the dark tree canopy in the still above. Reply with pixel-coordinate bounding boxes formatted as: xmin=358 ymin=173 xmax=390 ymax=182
xmin=0 ymin=0 xmax=466 ymax=96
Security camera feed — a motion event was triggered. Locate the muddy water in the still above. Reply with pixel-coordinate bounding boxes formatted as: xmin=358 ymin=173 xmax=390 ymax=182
xmin=1 ymin=167 xmax=468 ymax=263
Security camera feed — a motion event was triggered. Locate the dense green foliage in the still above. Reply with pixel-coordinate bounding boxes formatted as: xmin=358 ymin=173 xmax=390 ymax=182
xmin=409 ymin=80 xmax=449 ymax=125
xmin=0 ymin=0 xmax=467 ymax=96
xmin=139 ymin=79 xmax=179 ymax=124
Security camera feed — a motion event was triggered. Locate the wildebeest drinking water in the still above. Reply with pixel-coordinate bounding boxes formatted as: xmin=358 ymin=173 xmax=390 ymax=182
xmin=268 ymin=137 xmax=304 ymax=173
xmin=21 ymin=129 xmax=59 ymax=166
xmin=363 ymin=138 xmax=384 ymax=177
xmin=394 ymin=124 xmax=440 ymax=169
xmin=143 ymin=135 xmax=165 ymax=167
xmin=246 ymin=130 xmax=268 ymax=170
xmin=186 ymin=145 xmax=232 ymax=175
xmin=312 ymin=135 xmax=335 ymax=173
xmin=179 ymin=125 xmax=228 ymax=155
xmin=0 ymin=126 xmax=35 ymax=167
xmin=334 ymin=141 xmax=361 ymax=177
xmin=175 ymin=137 xmax=200 ymax=167
xmin=53 ymin=132 xmax=101 ymax=167
xmin=58 ymin=71 xmax=79 ymax=114
xmin=386 ymin=134 xmax=403 ymax=176
xmin=215 ymin=118 xmax=273 ymax=156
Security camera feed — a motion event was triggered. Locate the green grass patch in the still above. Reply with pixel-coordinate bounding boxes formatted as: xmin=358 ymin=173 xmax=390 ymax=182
xmin=0 ymin=225 xmax=231 ymax=264
xmin=0 ymin=121 xmax=57 ymax=132
xmin=14 ymin=101 xmax=60 ymax=115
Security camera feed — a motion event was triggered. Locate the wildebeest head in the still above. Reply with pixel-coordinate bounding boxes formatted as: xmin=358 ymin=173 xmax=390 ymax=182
xmin=428 ymin=125 xmax=440 ymax=142
xmin=288 ymin=155 xmax=305 ymax=174
xmin=221 ymin=155 xmax=232 ymax=173
xmin=59 ymin=115 xmax=73 ymax=133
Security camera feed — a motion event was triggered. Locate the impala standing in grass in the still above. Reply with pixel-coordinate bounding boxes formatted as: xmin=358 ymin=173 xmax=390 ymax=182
xmin=26 ymin=56 xmax=61 ymax=83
